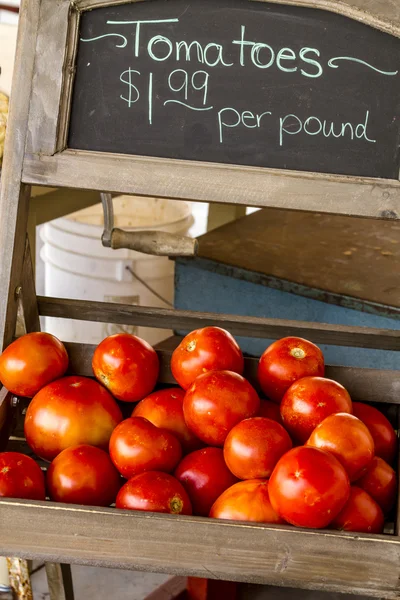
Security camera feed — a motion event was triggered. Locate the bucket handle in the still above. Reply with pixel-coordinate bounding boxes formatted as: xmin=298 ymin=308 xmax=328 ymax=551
xmin=100 ymin=193 xmax=198 ymax=257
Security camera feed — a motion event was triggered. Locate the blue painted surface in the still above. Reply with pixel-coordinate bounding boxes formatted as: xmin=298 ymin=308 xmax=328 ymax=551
xmin=174 ymin=261 xmax=400 ymax=370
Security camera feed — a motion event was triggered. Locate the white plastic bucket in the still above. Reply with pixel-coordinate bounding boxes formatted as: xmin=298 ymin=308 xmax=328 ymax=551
xmin=41 ymin=195 xmax=193 ymax=346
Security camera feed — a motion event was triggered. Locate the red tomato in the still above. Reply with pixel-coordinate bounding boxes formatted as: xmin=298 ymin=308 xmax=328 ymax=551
xmin=269 ymin=446 xmax=350 ymax=529
xmin=183 ymin=370 xmax=260 ymax=446
xmin=0 ymin=332 xmax=68 ymax=397
xmin=331 ymin=487 xmax=384 ymax=534
xmin=116 ymin=471 xmax=192 ymax=515
xmin=352 ymin=402 xmax=397 ymax=465
xmin=47 ymin=445 xmax=121 ymax=507
xmin=257 ymin=400 xmax=283 ymax=425
xmin=356 ymin=456 xmax=396 ymax=514
xmin=171 ymin=327 xmax=244 ymax=390
xmin=0 ymin=452 xmax=45 ymax=500
xmin=132 ymin=388 xmax=203 ymax=453
xmin=109 ymin=417 xmax=182 ymax=478
xmin=306 ymin=413 xmax=375 ymax=482
xmin=92 ymin=333 xmax=159 ymax=403
xmin=174 ymin=447 xmax=238 ymax=516
xmin=258 ymin=337 xmax=324 ymax=404
xmin=280 ymin=377 xmax=352 ymax=443
xmin=210 ymin=479 xmax=284 ymax=524
xmin=24 ymin=376 xmax=122 ymax=461
xmin=223 ymin=417 xmax=292 ymax=480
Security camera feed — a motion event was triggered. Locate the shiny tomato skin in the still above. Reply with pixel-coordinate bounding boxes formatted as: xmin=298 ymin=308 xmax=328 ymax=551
xmin=47 ymin=445 xmax=121 ymax=506
xmin=0 ymin=332 xmax=68 ymax=397
xmin=258 ymin=337 xmax=325 ymax=404
xmin=116 ymin=471 xmax=192 ymax=515
xmin=331 ymin=487 xmax=384 ymax=534
xmin=280 ymin=377 xmax=353 ymax=443
xmin=109 ymin=417 xmax=182 ymax=478
xmin=257 ymin=400 xmax=283 ymax=425
xmin=306 ymin=413 xmax=375 ymax=482
xmin=171 ymin=327 xmax=244 ymax=390
xmin=352 ymin=402 xmax=397 ymax=465
xmin=24 ymin=376 xmax=123 ymax=462
xmin=0 ymin=452 xmax=45 ymax=500
xmin=132 ymin=388 xmax=203 ymax=454
xmin=92 ymin=333 xmax=159 ymax=403
xmin=356 ymin=457 xmax=396 ymax=514
xmin=268 ymin=446 xmax=350 ymax=529
xmin=183 ymin=370 xmax=260 ymax=446
xmin=209 ymin=479 xmax=284 ymax=524
xmin=223 ymin=417 xmax=292 ymax=480
xmin=174 ymin=447 xmax=238 ymax=516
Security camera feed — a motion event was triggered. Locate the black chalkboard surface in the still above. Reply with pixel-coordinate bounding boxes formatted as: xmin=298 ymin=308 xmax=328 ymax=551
xmin=68 ymin=0 xmax=400 ymax=179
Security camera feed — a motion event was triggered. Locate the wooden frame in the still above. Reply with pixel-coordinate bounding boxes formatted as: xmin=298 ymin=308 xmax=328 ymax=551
xmin=21 ymin=0 xmax=400 ymax=220
xmin=0 ymin=0 xmax=399 ymax=598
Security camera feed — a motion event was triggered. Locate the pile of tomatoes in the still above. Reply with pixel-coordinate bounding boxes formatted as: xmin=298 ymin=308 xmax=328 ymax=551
xmin=0 ymin=328 xmax=397 ymax=534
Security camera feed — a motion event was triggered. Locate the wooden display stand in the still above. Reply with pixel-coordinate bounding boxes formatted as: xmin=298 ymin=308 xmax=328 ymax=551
xmin=0 ymin=0 xmax=399 ymax=599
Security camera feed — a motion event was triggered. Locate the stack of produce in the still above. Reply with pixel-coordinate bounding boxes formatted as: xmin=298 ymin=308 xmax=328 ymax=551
xmin=0 ymin=328 xmax=396 ymax=534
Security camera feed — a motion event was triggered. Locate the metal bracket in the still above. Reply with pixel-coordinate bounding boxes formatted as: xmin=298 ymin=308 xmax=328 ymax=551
xmin=100 ymin=193 xmax=198 ymax=257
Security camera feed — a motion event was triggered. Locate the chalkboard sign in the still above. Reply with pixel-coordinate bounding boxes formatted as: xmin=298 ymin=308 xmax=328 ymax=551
xmin=69 ymin=0 xmax=400 ymax=180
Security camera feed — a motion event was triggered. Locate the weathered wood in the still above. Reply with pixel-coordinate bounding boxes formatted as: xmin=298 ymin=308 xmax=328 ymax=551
xmin=0 ymin=498 xmax=399 ymax=598
xmin=22 ymin=151 xmax=400 ymax=220
xmin=37 ymin=297 xmax=400 ymax=351
xmin=63 ymin=340 xmax=400 ymax=405
xmin=45 ymin=564 xmax=74 ymax=600
xmin=19 ymin=238 xmax=40 ymax=334
xmin=0 ymin=0 xmax=40 ymax=350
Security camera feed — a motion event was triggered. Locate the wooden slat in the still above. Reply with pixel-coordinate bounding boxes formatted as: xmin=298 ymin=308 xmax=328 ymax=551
xmin=64 ymin=341 xmax=400 ymax=405
xmin=22 ymin=151 xmax=400 ymax=220
xmin=19 ymin=237 xmax=40 ymax=334
xmin=0 ymin=0 xmax=41 ymax=350
xmin=38 ymin=297 xmax=400 ymax=350
xmin=0 ymin=498 xmax=399 ymax=598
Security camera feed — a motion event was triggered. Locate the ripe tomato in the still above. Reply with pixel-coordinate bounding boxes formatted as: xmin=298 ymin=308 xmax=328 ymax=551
xmin=132 ymin=388 xmax=203 ymax=453
xmin=306 ymin=413 xmax=374 ymax=482
xmin=356 ymin=457 xmax=396 ymax=514
xmin=174 ymin=447 xmax=238 ymax=516
xmin=280 ymin=377 xmax=352 ymax=443
xmin=183 ymin=370 xmax=260 ymax=446
xmin=209 ymin=479 xmax=284 ymax=524
xmin=109 ymin=417 xmax=182 ymax=478
xmin=268 ymin=446 xmax=350 ymax=529
xmin=0 ymin=452 xmax=45 ymax=500
xmin=24 ymin=376 xmax=122 ymax=461
xmin=257 ymin=400 xmax=283 ymax=425
xmin=257 ymin=337 xmax=324 ymax=404
xmin=47 ymin=445 xmax=121 ymax=507
xmin=0 ymin=332 xmax=68 ymax=397
xmin=171 ymin=327 xmax=244 ymax=390
xmin=92 ymin=333 xmax=159 ymax=402
xmin=352 ymin=402 xmax=397 ymax=465
xmin=331 ymin=487 xmax=384 ymax=534
xmin=223 ymin=417 xmax=292 ymax=480
xmin=116 ymin=471 xmax=192 ymax=515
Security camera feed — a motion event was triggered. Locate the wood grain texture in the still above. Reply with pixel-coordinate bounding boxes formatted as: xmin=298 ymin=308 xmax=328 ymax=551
xmin=38 ymin=297 xmax=400 ymax=350
xmin=63 ymin=340 xmax=400 ymax=404
xmin=0 ymin=498 xmax=399 ymax=598
xmin=22 ymin=151 xmax=400 ymax=220
xmin=19 ymin=238 xmax=40 ymax=334
xmin=25 ymin=0 xmax=70 ymax=156
xmin=0 ymin=0 xmax=40 ymax=350
xmin=74 ymin=0 xmax=400 ymax=38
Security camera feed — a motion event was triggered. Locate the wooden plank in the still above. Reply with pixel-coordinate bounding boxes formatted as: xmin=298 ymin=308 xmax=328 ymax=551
xmin=45 ymin=564 xmax=74 ymax=600
xmin=0 ymin=0 xmax=41 ymax=350
xmin=25 ymin=0 xmax=70 ymax=156
xmin=0 ymin=498 xmax=399 ymax=598
xmin=22 ymin=151 xmax=400 ymax=220
xmin=19 ymin=237 xmax=40 ymax=334
xmin=64 ymin=341 xmax=400 ymax=405
xmin=37 ymin=297 xmax=400 ymax=351
xmin=73 ymin=0 xmax=400 ymax=38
